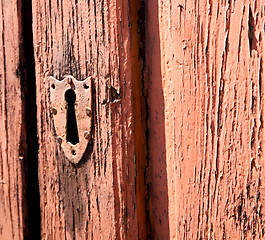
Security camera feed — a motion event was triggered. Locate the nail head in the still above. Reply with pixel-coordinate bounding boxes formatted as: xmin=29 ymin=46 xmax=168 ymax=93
xmin=52 ymin=107 xmax=57 ymax=115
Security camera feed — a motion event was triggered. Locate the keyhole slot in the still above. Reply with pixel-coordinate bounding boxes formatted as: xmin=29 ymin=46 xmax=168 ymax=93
xmin=65 ymin=89 xmax=79 ymax=145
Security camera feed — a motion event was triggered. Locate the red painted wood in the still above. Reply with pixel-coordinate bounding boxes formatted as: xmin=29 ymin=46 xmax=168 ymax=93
xmin=0 ymin=1 xmax=24 ymax=237
xmin=32 ymin=0 xmax=147 ymax=238
xmin=146 ymin=0 xmax=265 ymax=239
xmin=2 ymin=0 xmax=265 ymax=239
xmin=0 ymin=0 xmax=39 ymax=239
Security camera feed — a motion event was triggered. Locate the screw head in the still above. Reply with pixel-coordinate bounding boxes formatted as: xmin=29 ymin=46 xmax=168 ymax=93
xmin=71 ymin=149 xmax=76 ymax=155
xmin=86 ymin=107 xmax=92 ymax=117
xmin=83 ymin=83 xmax=89 ymax=89
xmin=84 ymin=131 xmax=90 ymax=140
xmin=51 ymin=107 xmax=57 ymax=115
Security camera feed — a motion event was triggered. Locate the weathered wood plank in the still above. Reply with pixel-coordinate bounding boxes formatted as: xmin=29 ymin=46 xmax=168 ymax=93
xmin=0 ymin=1 xmax=23 ymax=238
xmin=0 ymin=0 xmax=39 ymax=239
xmin=146 ymin=0 xmax=265 ymax=239
xmin=32 ymin=0 xmax=147 ymax=238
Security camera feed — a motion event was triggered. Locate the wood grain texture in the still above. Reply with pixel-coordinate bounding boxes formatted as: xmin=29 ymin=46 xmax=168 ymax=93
xmin=146 ymin=0 xmax=265 ymax=239
xmin=32 ymin=0 xmax=147 ymax=239
xmin=0 ymin=0 xmax=39 ymax=239
xmin=0 ymin=0 xmax=39 ymax=238
xmin=0 ymin=0 xmax=24 ymax=238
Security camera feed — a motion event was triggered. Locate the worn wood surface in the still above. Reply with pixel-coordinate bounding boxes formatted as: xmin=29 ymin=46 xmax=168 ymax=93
xmin=0 ymin=1 xmax=24 ymax=238
xmin=3 ymin=0 xmax=265 ymax=239
xmin=146 ymin=0 xmax=265 ymax=239
xmin=0 ymin=0 xmax=39 ymax=239
xmin=32 ymin=0 xmax=147 ymax=239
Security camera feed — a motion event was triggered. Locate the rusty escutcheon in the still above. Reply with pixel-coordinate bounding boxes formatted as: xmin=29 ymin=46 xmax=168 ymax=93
xmin=49 ymin=75 xmax=92 ymax=164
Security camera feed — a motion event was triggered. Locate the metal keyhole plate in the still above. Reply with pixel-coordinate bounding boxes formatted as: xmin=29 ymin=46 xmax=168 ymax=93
xmin=49 ymin=75 xmax=92 ymax=164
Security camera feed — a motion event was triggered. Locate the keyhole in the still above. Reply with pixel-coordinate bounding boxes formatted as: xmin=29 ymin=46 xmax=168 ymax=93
xmin=65 ymin=89 xmax=79 ymax=145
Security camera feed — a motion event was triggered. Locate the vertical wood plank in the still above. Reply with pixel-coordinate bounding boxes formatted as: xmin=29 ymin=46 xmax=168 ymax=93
xmin=32 ymin=0 xmax=147 ymax=238
xmin=0 ymin=0 xmax=39 ymax=239
xmin=146 ymin=0 xmax=265 ymax=239
xmin=0 ymin=1 xmax=23 ymax=238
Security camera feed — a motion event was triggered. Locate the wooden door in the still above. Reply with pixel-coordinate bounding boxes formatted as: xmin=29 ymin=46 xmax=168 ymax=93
xmin=1 ymin=0 xmax=265 ymax=239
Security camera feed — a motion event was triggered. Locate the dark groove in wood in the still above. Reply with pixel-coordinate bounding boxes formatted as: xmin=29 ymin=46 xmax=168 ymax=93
xmin=19 ymin=0 xmax=40 ymax=239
